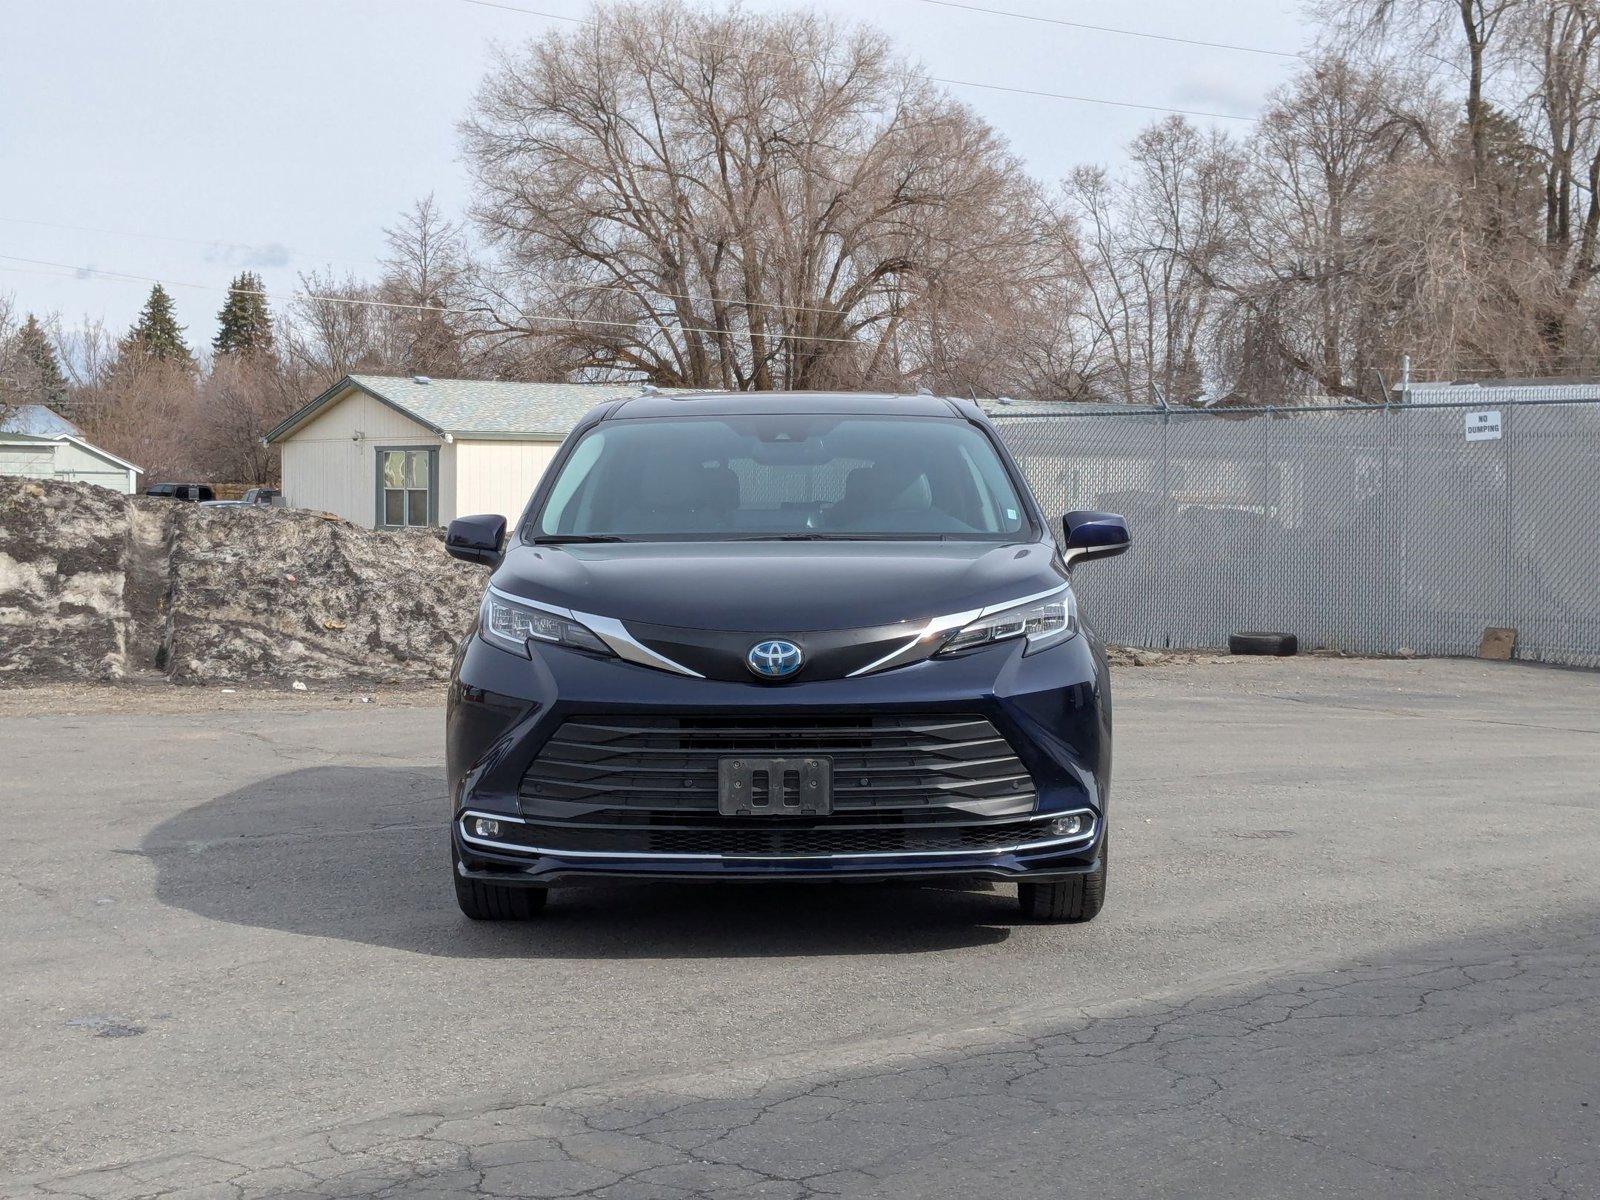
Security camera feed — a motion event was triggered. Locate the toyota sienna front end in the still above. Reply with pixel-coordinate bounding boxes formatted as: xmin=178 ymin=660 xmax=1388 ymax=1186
xmin=444 ymin=391 xmax=1129 ymax=922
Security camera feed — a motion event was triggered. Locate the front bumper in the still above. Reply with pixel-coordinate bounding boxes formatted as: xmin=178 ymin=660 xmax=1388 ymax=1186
xmin=456 ymin=807 xmax=1103 ymax=885
xmin=447 ymin=624 xmax=1112 ymax=886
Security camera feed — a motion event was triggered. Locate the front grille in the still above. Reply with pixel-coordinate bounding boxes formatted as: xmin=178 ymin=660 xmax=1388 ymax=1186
xmin=485 ymin=816 xmax=1070 ymax=857
xmin=519 ymin=713 xmax=1035 ymax=813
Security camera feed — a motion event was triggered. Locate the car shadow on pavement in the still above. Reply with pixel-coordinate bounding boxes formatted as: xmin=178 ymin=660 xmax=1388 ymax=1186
xmin=141 ymin=766 xmax=1016 ymax=958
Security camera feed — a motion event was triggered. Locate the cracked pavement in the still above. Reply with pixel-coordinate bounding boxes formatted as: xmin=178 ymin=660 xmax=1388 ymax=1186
xmin=2 ymin=658 xmax=1597 ymax=1197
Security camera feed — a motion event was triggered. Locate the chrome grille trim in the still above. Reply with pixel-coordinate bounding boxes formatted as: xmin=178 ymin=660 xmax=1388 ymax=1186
xmin=519 ymin=713 xmax=1038 ymax=813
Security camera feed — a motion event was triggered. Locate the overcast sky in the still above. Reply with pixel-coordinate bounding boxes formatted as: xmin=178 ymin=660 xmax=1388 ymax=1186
xmin=0 ymin=0 xmax=1311 ymax=346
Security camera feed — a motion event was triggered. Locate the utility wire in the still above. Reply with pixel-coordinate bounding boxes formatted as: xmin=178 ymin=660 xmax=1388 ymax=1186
xmin=0 ymin=254 xmax=891 ymax=347
xmin=456 ymin=0 xmax=1259 ymax=122
xmin=0 ymin=215 xmax=372 ymax=270
xmin=923 ymin=77 xmax=1253 ymax=122
xmin=458 ymin=0 xmax=578 ymax=19
xmin=911 ymin=0 xmax=1300 ymax=60
xmin=0 ymin=213 xmax=894 ymax=320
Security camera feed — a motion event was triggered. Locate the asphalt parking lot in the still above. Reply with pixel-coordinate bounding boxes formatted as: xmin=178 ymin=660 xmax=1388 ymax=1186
xmin=2 ymin=657 xmax=1597 ymax=1198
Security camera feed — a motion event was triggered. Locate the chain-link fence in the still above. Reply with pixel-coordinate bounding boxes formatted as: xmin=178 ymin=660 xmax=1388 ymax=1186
xmin=993 ymin=390 xmax=1600 ymax=668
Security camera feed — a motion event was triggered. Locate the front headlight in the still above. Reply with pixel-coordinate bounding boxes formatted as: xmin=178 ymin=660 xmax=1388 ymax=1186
xmin=479 ymin=590 xmax=613 ymax=658
xmin=937 ymin=588 xmax=1078 ymax=656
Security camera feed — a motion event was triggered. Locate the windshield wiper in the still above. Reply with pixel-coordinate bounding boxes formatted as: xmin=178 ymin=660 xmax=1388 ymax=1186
xmin=529 ymin=534 xmax=630 ymax=544
xmin=732 ymin=533 xmax=884 ymax=541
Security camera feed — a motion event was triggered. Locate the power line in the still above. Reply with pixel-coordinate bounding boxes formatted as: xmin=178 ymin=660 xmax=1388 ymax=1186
xmin=0 ymin=215 xmax=372 ymax=271
xmin=0 ymin=261 xmax=84 ymax=283
xmin=923 ymin=77 xmax=1252 ymax=122
xmin=0 ymin=213 xmax=896 ymax=321
xmin=458 ymin=0 xmax=578 ymax=19
xmin=911 ymin=0 xmax=1300 ymax=60
xmin=456 ymin=0 xmax=1259 ymax=122
xmin=0 ymin=254 xmax=892 ymax=348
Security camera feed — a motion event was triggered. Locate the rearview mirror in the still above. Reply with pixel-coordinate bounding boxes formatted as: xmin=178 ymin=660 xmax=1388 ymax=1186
xmin=1063 ymin=510 xmax=1129 ymax=567
xmin=445 ymin=514 xmax=507 ymax=567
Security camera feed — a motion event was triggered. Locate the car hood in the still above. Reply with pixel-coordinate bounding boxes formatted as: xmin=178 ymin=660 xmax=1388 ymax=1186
xmin=492 ymin=540 xmax=1063 ymax=633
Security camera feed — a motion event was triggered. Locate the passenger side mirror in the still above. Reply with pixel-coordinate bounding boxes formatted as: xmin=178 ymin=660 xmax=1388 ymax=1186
xmin=445 ymin=514 xmax=507 ymax=567
xmin=1063 ymin=510 xmax=1130 ymax=567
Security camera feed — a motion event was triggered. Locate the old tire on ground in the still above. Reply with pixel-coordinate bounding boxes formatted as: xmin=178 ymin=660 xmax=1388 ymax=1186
xmin=1229 ymin=631 xmax=1298 ymax=656
xmin=453 ymin=852 xmax=548 ymax=920
xmin=1018 ymin=832 xmax=1107 ymax=923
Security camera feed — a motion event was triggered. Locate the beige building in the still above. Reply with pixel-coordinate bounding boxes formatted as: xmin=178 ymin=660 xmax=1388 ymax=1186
xmin=265 ymin=376 xmax=689 ymax=529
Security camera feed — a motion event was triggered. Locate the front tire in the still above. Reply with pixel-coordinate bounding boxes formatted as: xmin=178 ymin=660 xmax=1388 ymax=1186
xmin=453 ymin=850 xmax=548 ymax=920
xmin=1018 ymin=831 xmax=1107 ymax=922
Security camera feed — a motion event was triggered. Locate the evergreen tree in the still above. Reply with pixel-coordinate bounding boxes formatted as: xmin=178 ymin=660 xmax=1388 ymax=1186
xmin=13 ymin=314 xmax=67 ymax=404
xmin=213 ymin=272 xmax=275 ymax=356
xmin=123 ymin=283 xmax=193 ymax=366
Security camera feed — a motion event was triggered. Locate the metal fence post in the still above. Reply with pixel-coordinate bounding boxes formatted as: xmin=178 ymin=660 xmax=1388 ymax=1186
xmin=1158 ymin=406 xmax=1173 ymax=649
xmin=1502 ymin=402 xmax=1517 ymax=640
xmin=1377 ymin=404 xmax=1392 ymax=653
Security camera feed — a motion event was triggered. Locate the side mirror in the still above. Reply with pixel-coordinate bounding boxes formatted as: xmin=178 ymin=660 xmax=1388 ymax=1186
xmin=1063 ymin=510 xmax=1129 ymax=567
xmin=445 ymin=514 xmax=507 ymax=567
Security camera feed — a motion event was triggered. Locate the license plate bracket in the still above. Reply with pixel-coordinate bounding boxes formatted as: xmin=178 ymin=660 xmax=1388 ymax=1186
xmin=717 ymin=756 xmax=832 ymax=817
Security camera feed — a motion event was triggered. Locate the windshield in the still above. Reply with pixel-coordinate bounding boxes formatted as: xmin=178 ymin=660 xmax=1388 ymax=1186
xmin=528 ymin=415 xmax=1031 ymax=542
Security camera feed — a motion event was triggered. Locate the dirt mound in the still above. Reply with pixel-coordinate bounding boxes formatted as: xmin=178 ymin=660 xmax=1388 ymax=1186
xmin=0 ymin=477 xmax=483 ymax=685
xmin=165 ymin=506 xmax=481 ymax=683
xmin=0 ymin=479 xmax=132 ymax=680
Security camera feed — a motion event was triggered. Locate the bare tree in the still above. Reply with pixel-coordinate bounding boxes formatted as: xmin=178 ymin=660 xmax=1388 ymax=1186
xmin=1507 ymin=0 xmax=1600 ymax=349
xmin=1227 ymin=58 xmax=1421 ymax=396
xmin=277 ymin=271 xmax=406 ymax=392
xmin=379 ymin=195 xmax=476 ymax=378
xmin=1063 ymin=119 xmax=1243 ymax=404
xmin=0 ymin=294 xmax=22 ymax=428
xmin=191 ymin=353 xmax=297 ymax=484
xmin=1325 ymin=0 xmax=1526 ymax=179
xmin=43 ymin=308 xmax=288 ymax=483
xmin=461 ymin=0 xmax=1060 ymax=392
xmin=73 ymin=353 xmax=203 ymax=480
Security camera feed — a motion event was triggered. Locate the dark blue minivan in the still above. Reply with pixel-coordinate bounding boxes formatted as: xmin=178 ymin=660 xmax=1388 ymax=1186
xmin=444 ymin=392 xmax=1129 ymax=922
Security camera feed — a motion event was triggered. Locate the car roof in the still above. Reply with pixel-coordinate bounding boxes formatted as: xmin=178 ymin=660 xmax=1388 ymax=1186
xmin=606 ymin=391 xmax=974 ymax=421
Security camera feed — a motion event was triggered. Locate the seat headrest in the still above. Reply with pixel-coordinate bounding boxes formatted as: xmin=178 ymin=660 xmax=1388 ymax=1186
xmin=839 ymin=463 xmax=929 ymax=511
xmin=701 ymin=463 xmax=739 ymax=510
xmin=637 ymin=460 xmax=740 ymax=511
xmin=638 ymin=459 xmax=704 ymax=509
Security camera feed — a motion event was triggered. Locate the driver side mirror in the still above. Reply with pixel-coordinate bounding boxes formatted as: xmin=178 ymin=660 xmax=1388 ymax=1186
xmin=1063 ymin=510 xmax=1129 ymax=567
xmin=445 ymin=514 xmax=507 ymax=567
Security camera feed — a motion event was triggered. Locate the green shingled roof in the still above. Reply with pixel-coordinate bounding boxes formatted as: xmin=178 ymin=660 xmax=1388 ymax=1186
xmin=264 ymin=375 xmax=1117 ymax=445
xmin=349 ymin=375 xmax=711 ymax=436
xmin=265 ymin=375 xmax=708 ymax=443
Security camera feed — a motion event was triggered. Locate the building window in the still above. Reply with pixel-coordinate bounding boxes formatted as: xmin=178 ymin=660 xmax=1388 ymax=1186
xmin=377 ymin=448 xmax=435 ymax=527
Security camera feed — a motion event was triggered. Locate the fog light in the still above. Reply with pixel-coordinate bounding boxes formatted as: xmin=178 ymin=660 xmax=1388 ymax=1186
xmin=472 ymin=817 xmax=502 ymax=839
xmin=1049 ymin=814 xmax=1085 ymax=838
